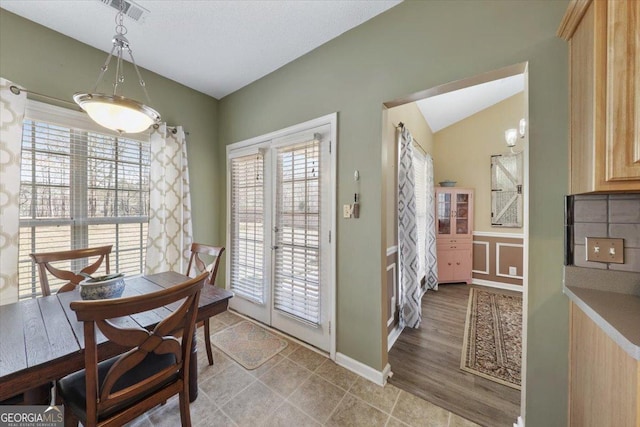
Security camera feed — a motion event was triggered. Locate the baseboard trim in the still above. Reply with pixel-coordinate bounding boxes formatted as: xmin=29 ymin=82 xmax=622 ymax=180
xmin=335 ymin=353 xmax=391 ymax=386
xmin=387 ymin=324 xmax=404 ymax=351
xmin=472 ymin=278 xmax=523 ymax=293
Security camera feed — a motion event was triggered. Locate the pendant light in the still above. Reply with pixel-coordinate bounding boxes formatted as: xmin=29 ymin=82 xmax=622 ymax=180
xmin=74 ymin=3 xmax=160 ymax=133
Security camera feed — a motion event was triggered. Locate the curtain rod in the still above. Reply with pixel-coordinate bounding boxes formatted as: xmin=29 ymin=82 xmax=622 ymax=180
xmin=10 ymin=85 xmax=80 ymax=109
xmin=10 ymin=85 xmax=189 ymax=136
xmin=413 ymin=140 xmax=427 ymax=155
xmin=152 ymin=124 xmax=189 ymax=136
xmin=393 ymin=121 xmax=427 ymax=155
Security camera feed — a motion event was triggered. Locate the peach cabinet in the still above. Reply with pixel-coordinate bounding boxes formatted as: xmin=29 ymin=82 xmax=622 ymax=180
xmin=436 ymin=188 xmax=474 ymax=284
xmin=558 ymin=0 xmax=640 ymax=193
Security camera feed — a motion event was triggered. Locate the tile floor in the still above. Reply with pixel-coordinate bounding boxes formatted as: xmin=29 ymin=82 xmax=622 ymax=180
xmin=128 ymin=311 xmax=479 ymax=427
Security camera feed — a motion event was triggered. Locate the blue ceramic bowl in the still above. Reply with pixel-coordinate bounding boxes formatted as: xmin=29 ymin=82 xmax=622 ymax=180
xmin=79 ymin=275 xmax=125 ymax=300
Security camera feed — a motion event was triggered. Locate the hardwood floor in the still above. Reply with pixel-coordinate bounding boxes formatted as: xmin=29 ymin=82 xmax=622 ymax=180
xmin=388 ymin=284 xmax=521 ymax=427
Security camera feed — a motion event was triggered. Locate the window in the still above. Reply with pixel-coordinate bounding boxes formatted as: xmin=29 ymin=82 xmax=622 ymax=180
xmin=413 ymin=147 xmax=427 ymax=281
xmin=18 ymin=101 xmax=150 ymax=299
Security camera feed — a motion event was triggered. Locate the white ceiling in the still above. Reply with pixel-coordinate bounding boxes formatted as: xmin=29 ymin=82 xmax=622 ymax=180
xmin=0 ymin=0 xmax=401 ymax=99
xmin=416 ymin=74 xmax=525 ymax=133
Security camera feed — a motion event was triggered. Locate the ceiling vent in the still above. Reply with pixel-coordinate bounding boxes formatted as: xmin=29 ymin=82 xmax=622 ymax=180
xmin=99 ymin=0 xmax=148 ymax=22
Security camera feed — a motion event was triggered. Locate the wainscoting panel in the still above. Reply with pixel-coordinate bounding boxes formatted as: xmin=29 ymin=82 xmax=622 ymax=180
xmin=472 ymin=233 xmax=523 ymax=287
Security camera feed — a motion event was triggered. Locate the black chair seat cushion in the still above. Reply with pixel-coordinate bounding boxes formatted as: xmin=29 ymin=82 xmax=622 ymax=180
xmin=57 ymin=352 xmax=178 ymax=422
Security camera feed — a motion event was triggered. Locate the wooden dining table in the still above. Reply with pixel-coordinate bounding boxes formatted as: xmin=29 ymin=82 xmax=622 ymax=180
xmin=0 ymin=271 xmax=233 ymax=403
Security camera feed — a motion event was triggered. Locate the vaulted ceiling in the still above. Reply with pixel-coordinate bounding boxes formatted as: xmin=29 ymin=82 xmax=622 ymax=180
xmin=1 ymin=0 xmax=401 ymax=99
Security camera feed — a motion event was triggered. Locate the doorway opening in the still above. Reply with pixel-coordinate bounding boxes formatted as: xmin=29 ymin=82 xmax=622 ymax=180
xmin=381 ymin=63 xmax=529 ymax=427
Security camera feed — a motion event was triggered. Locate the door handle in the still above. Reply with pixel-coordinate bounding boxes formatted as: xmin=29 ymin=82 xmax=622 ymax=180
xmin=271 ymin=245 xmax=279 ymax=250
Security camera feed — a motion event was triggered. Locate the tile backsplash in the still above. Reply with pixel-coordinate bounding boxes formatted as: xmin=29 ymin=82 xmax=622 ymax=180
xmin=568 ymin=194 xmax=640 ymax=272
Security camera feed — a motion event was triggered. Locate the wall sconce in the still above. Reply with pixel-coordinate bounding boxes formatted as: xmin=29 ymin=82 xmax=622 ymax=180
xmin=518 ymin=118 xmax=527 ymax=138
xmin=505 ymin=118 xmax=527 ymax=147
xmin=505 ymin=128 xmax=518 ymax=147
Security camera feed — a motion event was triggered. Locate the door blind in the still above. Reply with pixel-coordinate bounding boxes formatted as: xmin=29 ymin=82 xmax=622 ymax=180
xmin=273 ymin=138 xmax=321 ymax=324
xmin=18 ymin=114 xmax=149 ymax=299
xmin=229 ymin=153 xmax=265 ymax=303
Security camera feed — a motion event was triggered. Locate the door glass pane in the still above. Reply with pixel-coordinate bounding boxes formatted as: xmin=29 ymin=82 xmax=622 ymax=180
xmin=274 ymin=138 xmax=321 ymax=324
xmin=437 ymin=192 xmax=451 ymax=234
xmin=456 ymin=218 xmax=468 ymax=234
xmin=456 ymin=193 xmax=469 ymax=234
xmin=230 ymin=153 xmax=265 ymax=303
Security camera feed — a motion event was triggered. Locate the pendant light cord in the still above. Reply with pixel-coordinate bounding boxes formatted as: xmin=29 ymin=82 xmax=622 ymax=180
xmin=91 ymin=44 xmax=118 ymax=94
xmin=87 ymin=3 xmax=153 ymax=105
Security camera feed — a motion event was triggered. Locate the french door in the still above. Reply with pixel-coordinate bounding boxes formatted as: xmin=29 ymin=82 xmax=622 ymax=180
xmin=227 ymin=121 xmax=334 ymax=353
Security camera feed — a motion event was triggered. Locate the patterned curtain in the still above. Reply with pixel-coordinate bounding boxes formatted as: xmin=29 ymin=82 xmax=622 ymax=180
xmin=397 ymin=127 xmax=421 ymax=328
xmin=423 ymin=154 xmax=438 ymax=293
xmin=0 ymin=78 xmax=27 ymax=306
xmin=145 ymin=124 xmax=193 ymax=274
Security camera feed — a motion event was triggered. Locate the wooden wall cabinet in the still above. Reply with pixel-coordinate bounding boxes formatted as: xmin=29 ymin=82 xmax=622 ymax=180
xmin=558 ymin=0 xmax=640 ymax=193
xmin=436 ymin=188 xmax=473 ymax=284
xmin=568 ymin=302 xmax=639 ymax=426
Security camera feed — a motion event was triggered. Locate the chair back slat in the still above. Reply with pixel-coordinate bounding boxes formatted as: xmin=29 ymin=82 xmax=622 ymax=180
xmin=69 ymin=272 xmax=206 ymax=420
xmin=30 ymin=245 xmax=112 ymax=296
xmin=186 ymin=243 xmax=225 ymax=286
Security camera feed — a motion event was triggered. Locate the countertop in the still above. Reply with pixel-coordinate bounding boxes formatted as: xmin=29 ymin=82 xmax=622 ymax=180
xmin=564 ymin=266 xmax=640 ymax=361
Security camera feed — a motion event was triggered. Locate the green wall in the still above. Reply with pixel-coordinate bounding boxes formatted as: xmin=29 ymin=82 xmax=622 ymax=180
xmin=218 ymin=1 xmax=569 ymax=425
xmin=0 ymin=9 xmax=220 ymax=247
xmin=1 ymin=1 xmax=571 ymax=425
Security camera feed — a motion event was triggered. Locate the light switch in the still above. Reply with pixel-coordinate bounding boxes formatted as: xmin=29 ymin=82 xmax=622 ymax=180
xmin=585 ymin=237 xmax=624 ymax=263
xmin=343 ymin=204 xmax=352 ymax=218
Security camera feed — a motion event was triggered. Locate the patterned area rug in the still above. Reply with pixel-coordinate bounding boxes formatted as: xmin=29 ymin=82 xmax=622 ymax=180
xmin=461 ymin=288 xmax=522 ymax=389
xmin=211 ymin=320 xmax=288 ymax=370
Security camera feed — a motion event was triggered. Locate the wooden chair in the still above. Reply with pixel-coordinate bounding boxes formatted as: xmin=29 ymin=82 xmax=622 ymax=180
xmin=186 ymin=243 xmax=225 ymax=365
xmin=30 ymin=245 xmax=113 ymax=296
xmin=57 ymin=272 xmax=207 ymax=427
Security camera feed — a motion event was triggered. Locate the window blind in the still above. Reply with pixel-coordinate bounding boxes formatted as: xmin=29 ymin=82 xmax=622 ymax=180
xmin=18 ymin=104 xmax=149 ymax=299
xmin=229 ymin=153 xmax=265 ymax=303
xmin=273 ymin=139 xmax=321 ymax=324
